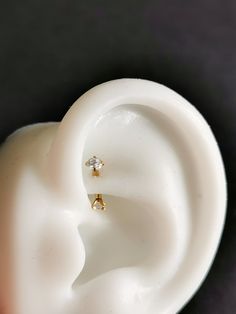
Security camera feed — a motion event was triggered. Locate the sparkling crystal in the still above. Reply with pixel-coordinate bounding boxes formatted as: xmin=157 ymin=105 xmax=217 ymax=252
xmin=93 ymin=201 xmax=103 ymax=210
xmin=85 ymin=156 xmax=104 ymax=170
xmin=92 ymin=195 xmax=106 ymax=211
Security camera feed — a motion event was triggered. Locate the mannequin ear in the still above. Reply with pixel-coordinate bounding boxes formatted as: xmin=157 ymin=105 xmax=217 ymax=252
xmin=48 ymin=79 xmax=226 ymax=313
xmin=0 ymin=79 xmax=226 ymax=314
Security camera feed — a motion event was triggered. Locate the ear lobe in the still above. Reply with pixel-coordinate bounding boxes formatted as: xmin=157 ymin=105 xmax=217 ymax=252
xmin=48 ymin=79 xmax=226 ymax=313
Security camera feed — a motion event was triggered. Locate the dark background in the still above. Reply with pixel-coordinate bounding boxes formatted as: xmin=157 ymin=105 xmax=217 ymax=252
xmin=0 ymin=0 xmax=235 ymax=313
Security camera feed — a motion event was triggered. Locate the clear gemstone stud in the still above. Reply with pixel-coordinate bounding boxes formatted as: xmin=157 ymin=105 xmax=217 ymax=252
xmin=85 ymin=156 xmax=104 ymax=176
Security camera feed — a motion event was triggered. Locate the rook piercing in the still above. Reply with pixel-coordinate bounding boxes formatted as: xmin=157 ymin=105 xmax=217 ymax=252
xmin=85 ymin=156 xmax=107 ymax=211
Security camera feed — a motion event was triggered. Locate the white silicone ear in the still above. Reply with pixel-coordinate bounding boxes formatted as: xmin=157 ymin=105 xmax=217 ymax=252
xmin=48 ymin=79 xmax=226 ymax=313
xmin=0 ymin=79 xmax=226 ymax=314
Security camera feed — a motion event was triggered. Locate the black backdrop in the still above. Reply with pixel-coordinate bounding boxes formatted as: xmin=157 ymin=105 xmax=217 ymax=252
xmin=0 ymin=1 xmax=235 ymax=313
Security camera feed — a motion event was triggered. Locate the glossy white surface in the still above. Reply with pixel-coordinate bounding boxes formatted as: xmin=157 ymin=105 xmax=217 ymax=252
xmin=0 ymin=79 xmax=226 ymax=314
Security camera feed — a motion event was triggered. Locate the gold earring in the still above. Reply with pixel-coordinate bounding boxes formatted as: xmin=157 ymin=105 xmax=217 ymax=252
xmin=92 ymin=194 xmax=106 ymax=211
xmin=85 ymin=156 xmax=107 ymax=211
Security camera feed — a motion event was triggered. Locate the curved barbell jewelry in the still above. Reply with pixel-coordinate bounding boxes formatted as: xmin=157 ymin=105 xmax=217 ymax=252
xmin=85 ymin=156 xmax=106 ymax=211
